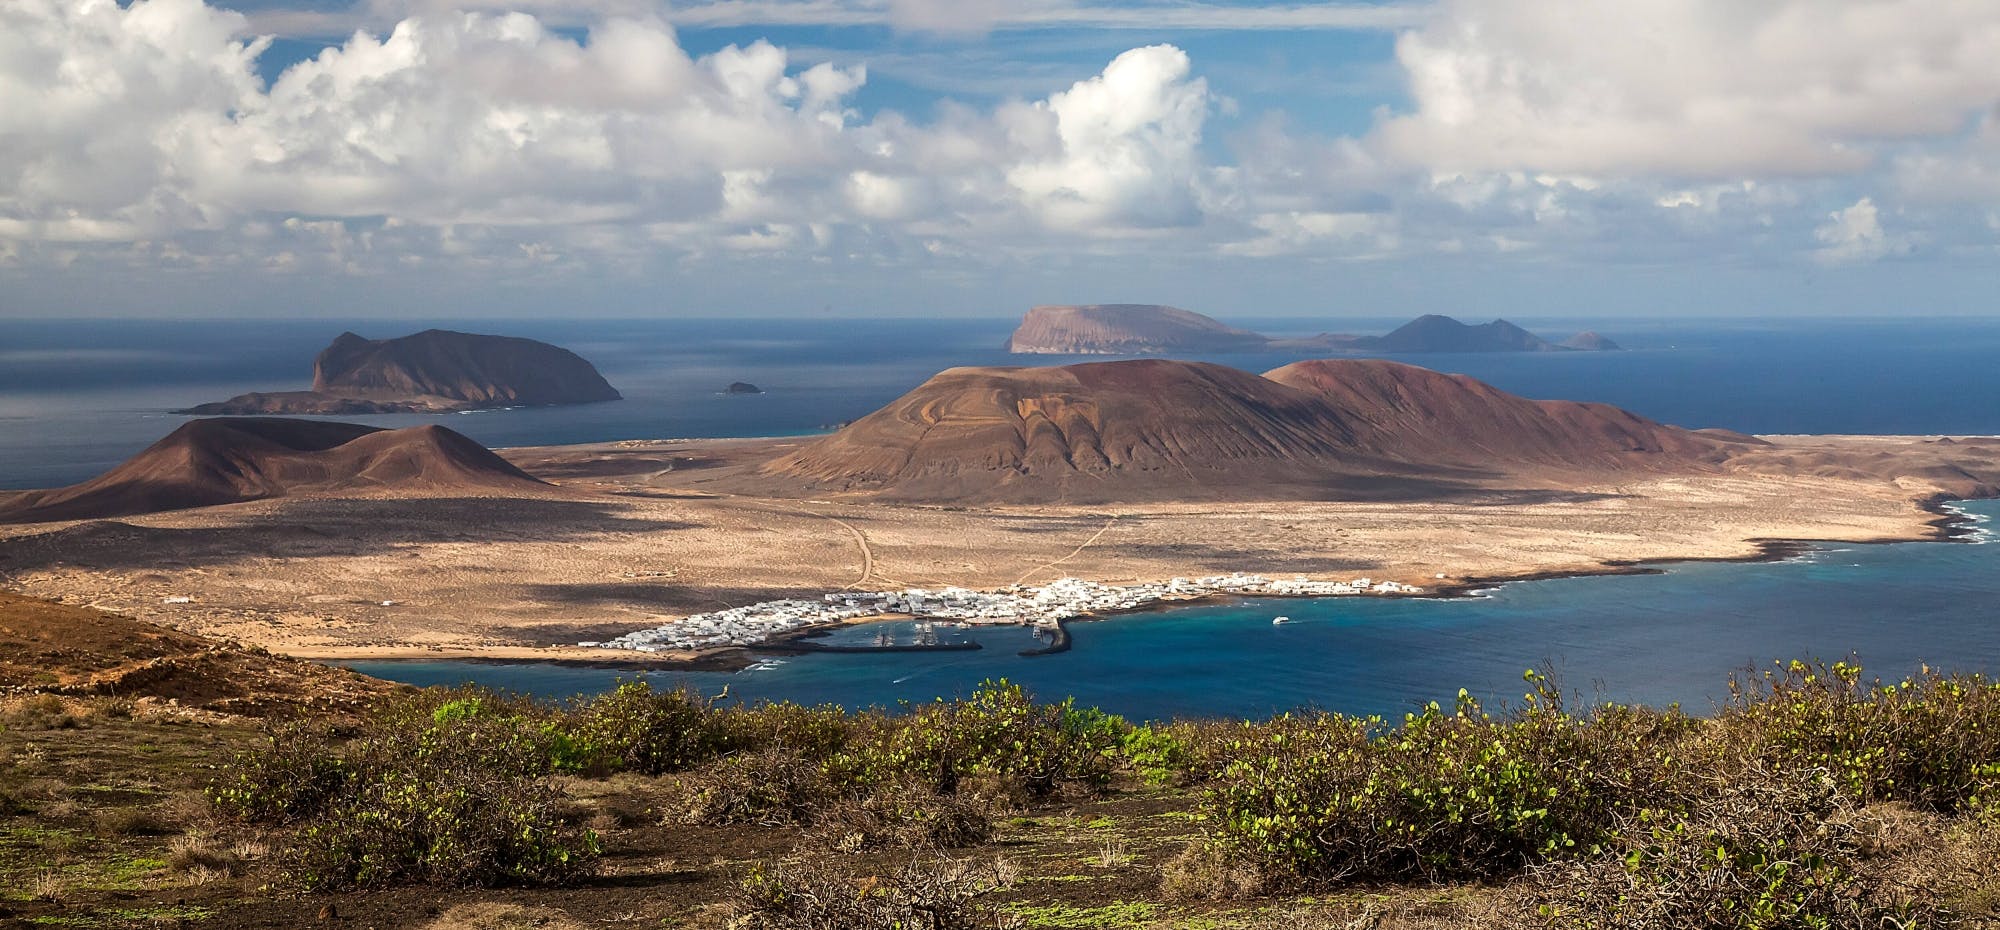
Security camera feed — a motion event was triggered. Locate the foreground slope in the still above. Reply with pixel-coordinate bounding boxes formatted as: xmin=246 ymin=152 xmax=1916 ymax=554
xmin=0 ymin=590 xmax=391 ymax=713
xmin=0 ymin=418 xmax=548 ymax=523
xmin=762 ymin=358 xmax=1736 ymax=502
xmin=182 ymin=329 xmax=622 ymax=414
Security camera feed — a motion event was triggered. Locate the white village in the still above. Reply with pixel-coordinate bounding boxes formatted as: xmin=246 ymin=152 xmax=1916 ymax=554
xmin=585 ymin=574 xmax=1426 ymax=653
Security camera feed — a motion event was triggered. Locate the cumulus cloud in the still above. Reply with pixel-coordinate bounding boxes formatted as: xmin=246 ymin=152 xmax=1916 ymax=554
xmin=0 ymin=0 xmax=267 ymax=241
xmin=0 ymin=0 xmax=1240 ymax=276
xmin=1378 ymin=0 xmax=2000 ymax=180
xmin=9 ymin=0 xmax=2000 ymax=302
xmin=1005 ymin=45 xmax=1212 ymax=231
xmin=1813 ymin=197 xmax=1912 ymax=265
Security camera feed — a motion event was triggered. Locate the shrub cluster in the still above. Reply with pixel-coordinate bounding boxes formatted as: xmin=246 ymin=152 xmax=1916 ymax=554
xmin=1173 ymin=661 xmax=2000 ymax=920
xmin=1720 ymin=660 xmax=2000 ymax=813
xmin=1177 ymin=674 xmax=1695 ymax=891
xmin=212 ymin=692 xmax=600 ymax=890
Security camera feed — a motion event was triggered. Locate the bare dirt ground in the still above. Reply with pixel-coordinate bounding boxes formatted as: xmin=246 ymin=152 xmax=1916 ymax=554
xmin=0 ymin=435 xmax=1989 ymax=665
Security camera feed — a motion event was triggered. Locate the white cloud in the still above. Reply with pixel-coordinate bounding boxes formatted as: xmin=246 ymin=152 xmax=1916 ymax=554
xmin=1005 ymin=45 xmax=1211 ymax=230
xmin=1378 ymin=0 xmax=2000 ymax=180
xmin=0 ymin=1 xmax=1234 ymax=274
xmin=1813 ymin=197 xmax=1912 ymax=264
xmin=0 ymin=0 xmax=267 ymax=240
xmin=240 ymin=0 xmax=1429 ymax=39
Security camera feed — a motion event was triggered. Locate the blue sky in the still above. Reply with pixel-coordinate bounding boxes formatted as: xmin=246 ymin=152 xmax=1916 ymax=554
xmin=2 ymin=0 xmax=1998 ymax=319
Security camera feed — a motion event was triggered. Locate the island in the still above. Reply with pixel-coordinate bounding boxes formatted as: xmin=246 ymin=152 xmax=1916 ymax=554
xmin=7 ymin=357 xmax=1997 ymax=666
xmin=1005 ymin=305 xmax=1621 ymax=356
xmin=724 ymin=382 xmax=765 ymax=395
xmin=178 ymin=329 xmax=622 ymax=415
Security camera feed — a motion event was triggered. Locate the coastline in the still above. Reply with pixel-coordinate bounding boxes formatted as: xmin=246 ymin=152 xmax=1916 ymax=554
xmin=318 ymin=494 xmax=1994 ymax=673
xmin=8 ymin=433 xmax=1998 ymax=673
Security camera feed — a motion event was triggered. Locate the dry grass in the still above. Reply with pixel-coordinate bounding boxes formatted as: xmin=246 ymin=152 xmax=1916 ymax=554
xmin=419 ymin=903 xmax=588 ymax=930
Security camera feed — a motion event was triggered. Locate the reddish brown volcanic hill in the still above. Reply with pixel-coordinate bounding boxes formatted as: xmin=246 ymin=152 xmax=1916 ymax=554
xmin=1263 ymin=359 xmax=1745 ymax=470
xmin=0 ymin=418 xmax=548 ymax=523
xmin=765 ymin=360 xmax=1361 ymax=501
xmin=1006 ymin=305 xmax=1269 ymax=355
xmin=762 ymin=359 xmax=1747 ymax=503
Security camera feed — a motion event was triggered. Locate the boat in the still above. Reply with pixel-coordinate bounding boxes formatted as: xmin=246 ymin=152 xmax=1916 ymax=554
xmin=1272 ymin=616 xmax=1290 ymax=625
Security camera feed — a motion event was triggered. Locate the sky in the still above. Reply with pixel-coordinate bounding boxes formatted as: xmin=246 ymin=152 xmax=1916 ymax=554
xmin=3 ymin=0 xmax=2000 ymax=319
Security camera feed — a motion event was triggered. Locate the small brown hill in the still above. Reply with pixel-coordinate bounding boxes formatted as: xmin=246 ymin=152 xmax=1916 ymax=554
xmin=0 ymin=591 xmax=391 ymax=715
xmin=1263 ymin=359 xmax=1745 ymax=470
xmin=0 ymin=418 xmax=548 ymax=524
xmin=761 ymin=358 xmax=1746 ymax=503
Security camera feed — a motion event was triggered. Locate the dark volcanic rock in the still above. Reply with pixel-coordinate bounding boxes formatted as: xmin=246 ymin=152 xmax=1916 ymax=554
xmin=1346 ymin=315 xmax=1558 ymax=353
xmin=0 ymin=418 xmax=548 ymax=523
xmin=1561 ymin=331 xmax=1623 ymax=351
xmin=725 ymin=382 xmax=765 ymax=395
xmin=179 ymin=329 xmax=621 ymax=414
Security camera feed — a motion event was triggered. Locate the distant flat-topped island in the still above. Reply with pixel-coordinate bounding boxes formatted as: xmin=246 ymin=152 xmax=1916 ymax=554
xmin=1006 ymin=305 xmax=1621 ymax=355
xmin=3 ymin=357 xmax=1995 ymax=668
xmin=180 ymin=329 xmax=622 ymax=415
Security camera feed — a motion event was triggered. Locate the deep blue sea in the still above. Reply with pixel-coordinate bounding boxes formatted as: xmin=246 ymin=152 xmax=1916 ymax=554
xmin=7 ymin=315 xmax=2000 ymax=718
xmin=343 ymin=500 xmax=2000 ymax=721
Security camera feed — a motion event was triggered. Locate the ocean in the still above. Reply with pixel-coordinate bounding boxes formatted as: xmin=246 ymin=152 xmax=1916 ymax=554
xmin=6 ymin=315 xmax=2000 ymax=490
xmin=7 ymin=315 xmax=2000 ymax=718
xmin=343 ymin=501 xmax=2000 ymax=721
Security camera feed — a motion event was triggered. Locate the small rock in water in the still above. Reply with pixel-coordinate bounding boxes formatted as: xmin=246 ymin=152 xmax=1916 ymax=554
xmin=724 ymin=381 xmax=764 ymax=394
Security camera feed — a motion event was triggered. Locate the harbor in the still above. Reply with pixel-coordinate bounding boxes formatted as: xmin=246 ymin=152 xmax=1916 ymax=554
xmin=581 ymin=574 xmax=1426 ymax=653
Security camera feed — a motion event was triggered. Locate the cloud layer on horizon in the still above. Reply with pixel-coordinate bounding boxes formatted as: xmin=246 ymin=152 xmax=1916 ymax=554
xmin=3 ymin=0 xmax=1999 ymax=313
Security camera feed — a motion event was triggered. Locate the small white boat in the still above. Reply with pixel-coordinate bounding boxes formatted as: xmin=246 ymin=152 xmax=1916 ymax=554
xmin=1272 ymin=616 xmax=1290 ymax=625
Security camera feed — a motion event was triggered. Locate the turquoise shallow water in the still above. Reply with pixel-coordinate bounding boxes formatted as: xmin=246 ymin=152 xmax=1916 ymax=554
xmin=344 ymin=501 xmax=2000 ymax=721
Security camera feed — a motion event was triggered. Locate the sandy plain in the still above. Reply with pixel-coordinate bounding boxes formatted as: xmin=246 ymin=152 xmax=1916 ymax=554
xmin=0 ymin=434 xmax=1992 ymax=666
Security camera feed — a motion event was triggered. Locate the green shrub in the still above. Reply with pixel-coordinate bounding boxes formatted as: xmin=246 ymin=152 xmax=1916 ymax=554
xmin=722 ymin=701 xmax=858 ymax=759
xmin=211 ymin=690 xmax=599 ymax=890
xmin=210 ymin=722 xmax=352 ymax=824
xmin=848 ymin=679 xmax=1119 ymax=801
xmin=572 ymin=681 xmax=734 ymax=775
xmin=1189 ymin=674 xmax=1698 ymax=892
xmin=673 ymin=747 xmax=842 ymax=827
xmin=1530 ymin=767 xmax=1945 ymax=929
xmin=1722 ymin=660 xmax=2000 ymax=813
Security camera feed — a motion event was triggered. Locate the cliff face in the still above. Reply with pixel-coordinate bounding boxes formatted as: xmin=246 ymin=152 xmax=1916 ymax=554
xmin=1006 ymin=305 xmax=1270 ymax=355
xmin=760 ymin=357 xmax=1742 ymax=503
xmin=180 ymin=330 xmax=621 ymax=415
xmin=0 ymin=418 xmax=549 ymax=523
xmin=312 ymin=330 xmax=622 ymax=406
